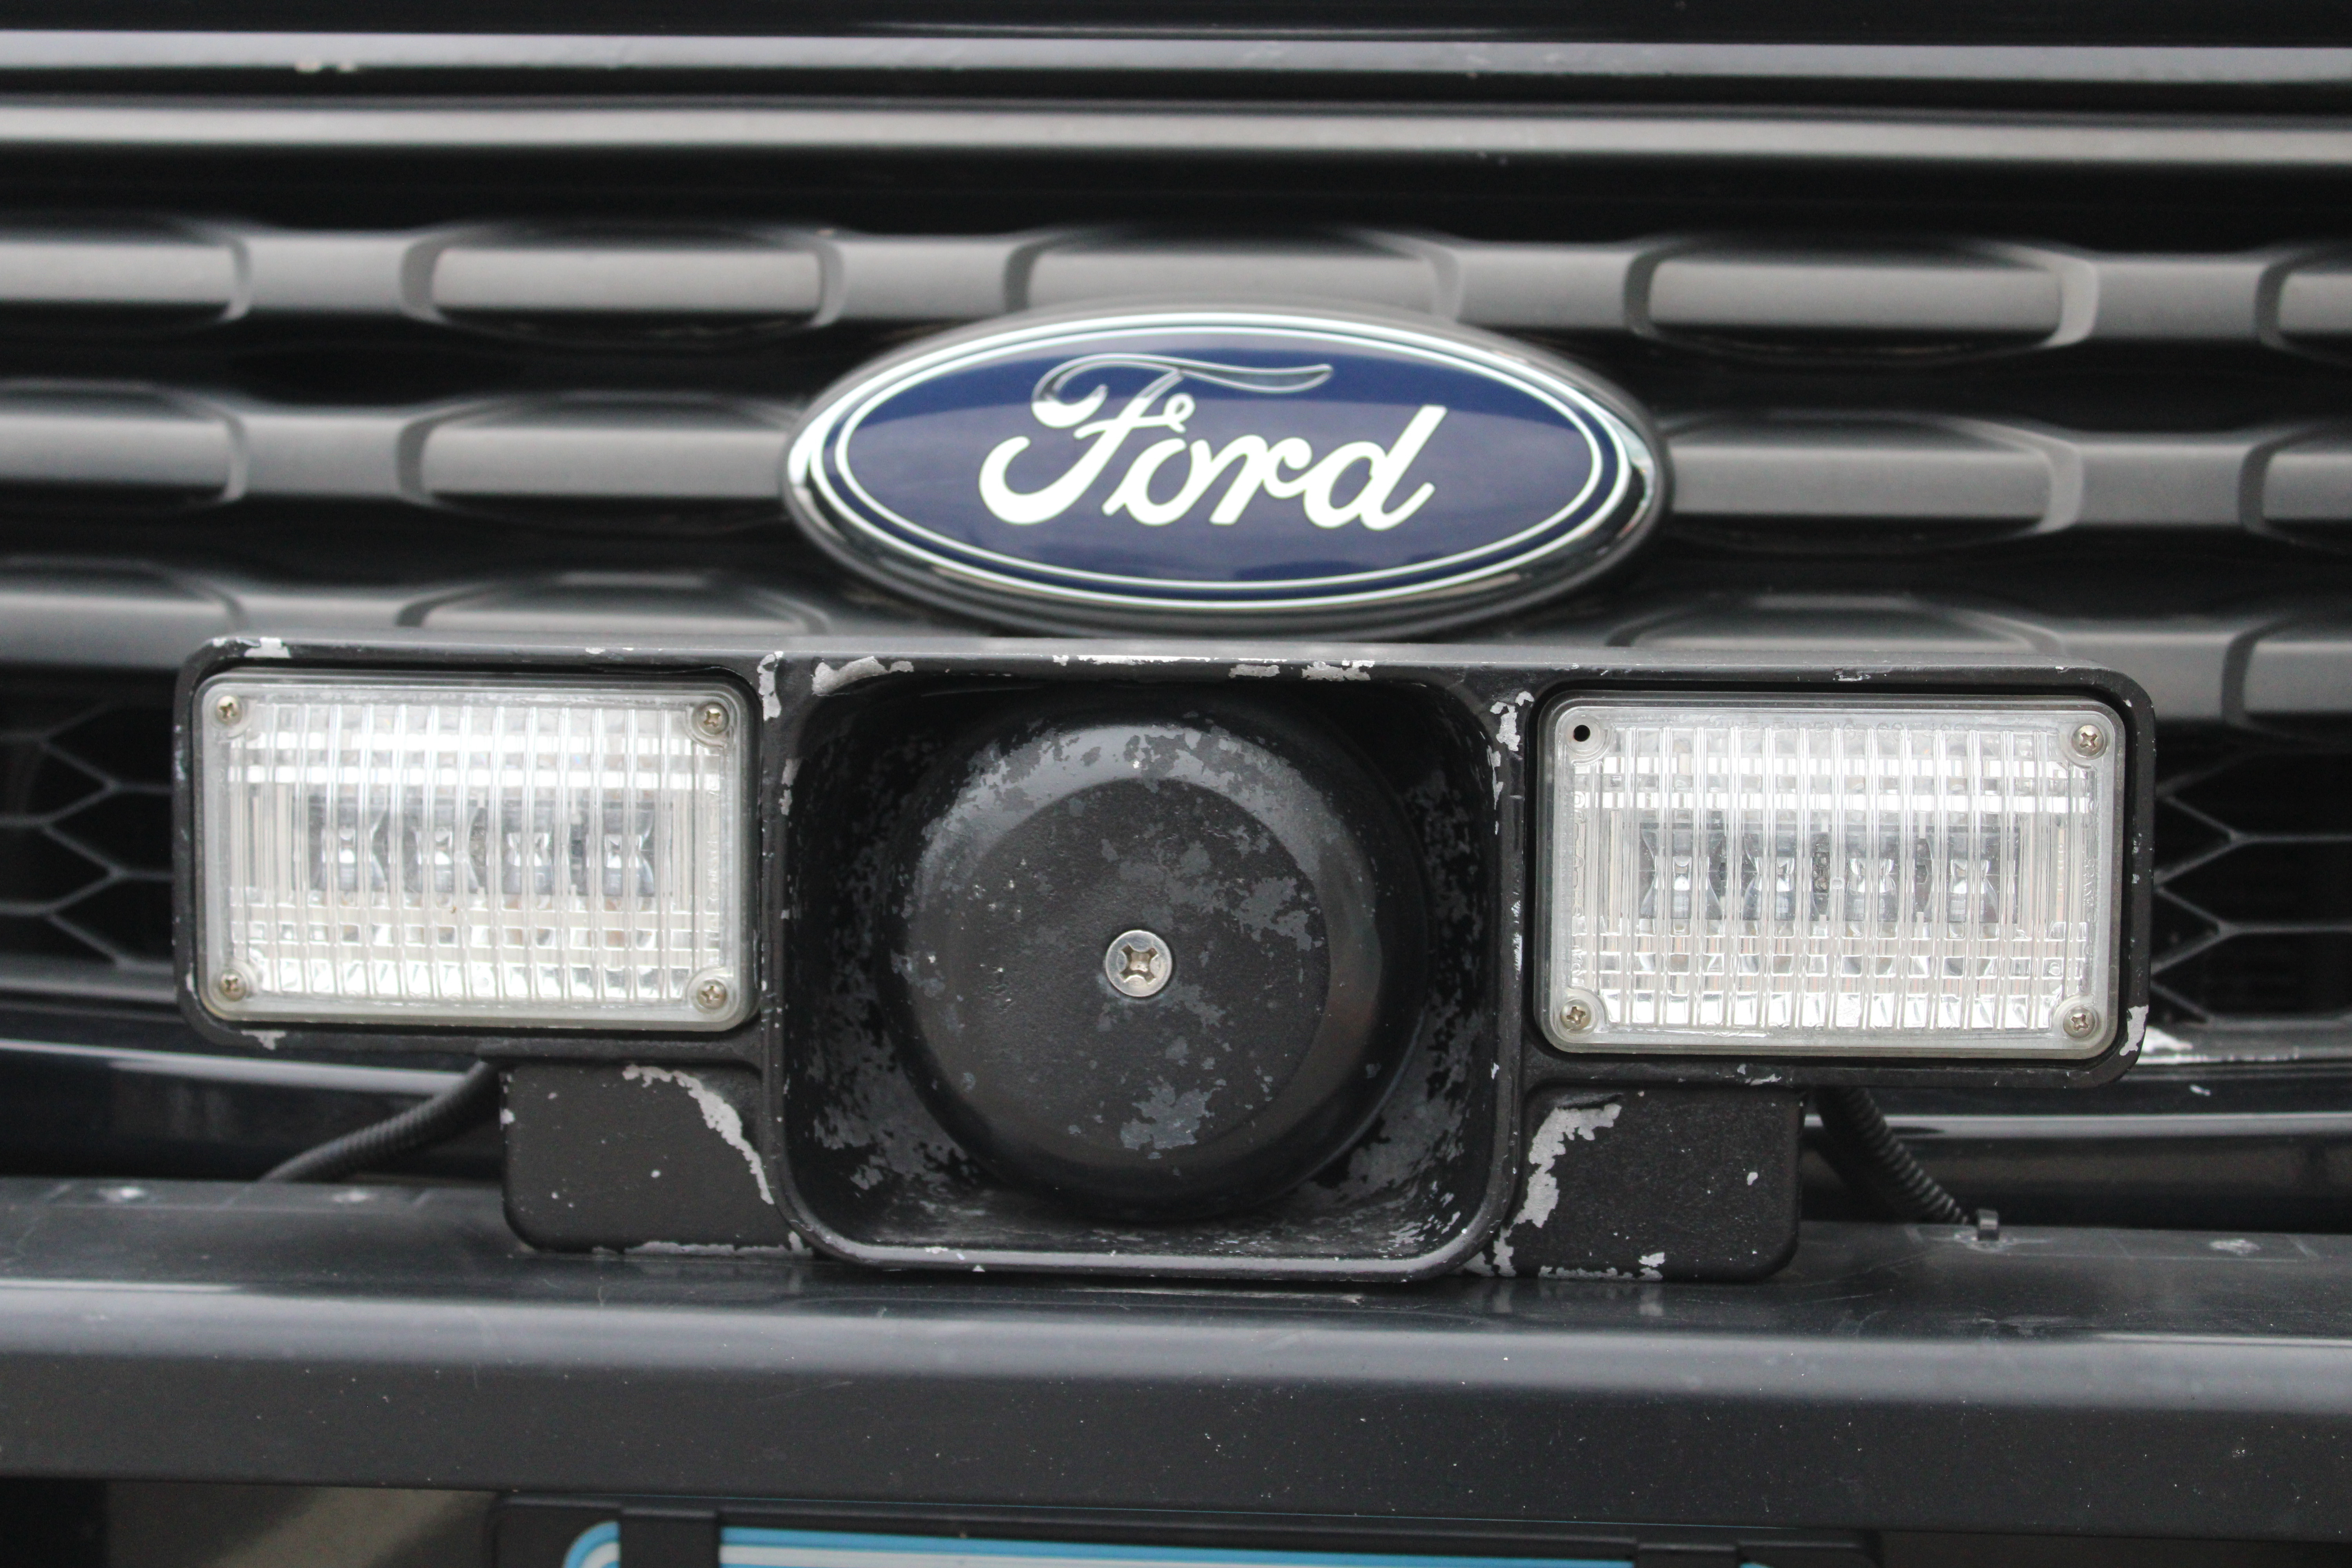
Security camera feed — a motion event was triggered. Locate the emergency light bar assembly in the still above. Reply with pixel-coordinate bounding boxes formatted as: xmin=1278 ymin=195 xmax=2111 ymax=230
xmin=175 ymin=641 xmax=2152 ymax=1282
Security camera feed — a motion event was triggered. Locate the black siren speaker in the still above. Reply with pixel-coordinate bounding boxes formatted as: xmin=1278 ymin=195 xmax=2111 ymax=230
xmin=880 ymin=695 xmax=1428 ymax=1220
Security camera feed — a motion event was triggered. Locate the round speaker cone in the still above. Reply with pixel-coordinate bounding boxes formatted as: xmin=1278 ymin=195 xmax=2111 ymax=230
xmin=881 ymin=695 xmax=1426 ymax=1220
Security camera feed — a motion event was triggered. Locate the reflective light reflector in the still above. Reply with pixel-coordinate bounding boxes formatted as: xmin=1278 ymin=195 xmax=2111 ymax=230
xmin=1539 ymin=695 xmax=2122 ymax=1057
xmin=196 ymin=674 xmax=750 ymax=1029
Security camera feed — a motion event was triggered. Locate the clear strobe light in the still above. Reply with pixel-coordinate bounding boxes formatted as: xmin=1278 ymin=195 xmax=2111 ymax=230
xmin=1540 ymin=695 xmax=2122 ymax=1057
xmin=196 ymin=675 xmax=750 ymax=1029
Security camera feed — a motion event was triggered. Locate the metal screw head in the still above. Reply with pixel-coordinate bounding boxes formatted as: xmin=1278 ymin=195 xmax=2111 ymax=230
xmin=1559 ymin=999 xmax=1595 ymax=1033
xmin=213 ymin=693 xmax=244 ymax=726
xmin=2061 ymin=1003 xmax=2102 ymax=1040
xmin=2070 ymin=722 xmax=2108 ymax=760
xmin=214 ymin=971 xmax=249 ymax=1003
xmin=693 ymin=701 xmax=732 ymax=740
xmin=693 ymin=977 xmax=732 ymax=1013
xmin=1104 ymin=929 xmax=1173 ymax=998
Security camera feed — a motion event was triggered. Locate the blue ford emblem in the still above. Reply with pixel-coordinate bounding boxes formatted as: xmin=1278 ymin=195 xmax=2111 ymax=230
xmin=787 ymin=308 xmax=1665 ymax=633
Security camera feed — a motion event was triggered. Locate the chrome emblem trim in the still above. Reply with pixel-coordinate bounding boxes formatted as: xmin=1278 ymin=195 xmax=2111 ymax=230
xmin=786 ymin=306 xmax=1667 ymax=634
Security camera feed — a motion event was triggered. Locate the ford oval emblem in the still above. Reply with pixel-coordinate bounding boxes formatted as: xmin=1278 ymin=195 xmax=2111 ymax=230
xmin=786 ymin=307 xmax=1666 ymax=634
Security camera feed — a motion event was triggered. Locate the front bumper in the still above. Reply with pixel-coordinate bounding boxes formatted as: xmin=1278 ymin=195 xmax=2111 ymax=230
xmin=1 ymin=1177 xmax=2347 ymax=1542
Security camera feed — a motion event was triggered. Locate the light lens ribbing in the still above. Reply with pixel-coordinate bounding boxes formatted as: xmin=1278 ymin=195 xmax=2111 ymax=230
xmin=196 ymin=674 xmax=749 ymax=1029
xmin=1539 ymin=695 xmax=2122 ymax=1057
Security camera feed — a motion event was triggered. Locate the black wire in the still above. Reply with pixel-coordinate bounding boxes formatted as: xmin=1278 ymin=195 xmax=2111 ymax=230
xmin=259 ymin=1060 xmax=502 ymax=1183
xmin=1812 ymin=1085 xmax=1968 ymax=1225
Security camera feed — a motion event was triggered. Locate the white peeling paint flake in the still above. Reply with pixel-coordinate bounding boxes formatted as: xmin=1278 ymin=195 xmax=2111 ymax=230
xmin=756 ymin=651 xmax=784 ymax=719
xmin=621 ymin=1064 xmax=776 ymax=1206
xmin=248 ymin=636 xmax=290 ymax=659
xmin=247 ymin=1030 xmax=284 ymax=1051
xmin=1302 ymin=660 xmax=1373 ymax=682
xmin=810 ymin=655 xmax=913 ymax=696
xmin=1513 ymin=1099 xmax=1622 ymax=1234
xmin=1637 ymin=1250 xmax=1666 ymax=1280
xmin=1488 ymin=692 xmax=1535 ymax=754
xmin=1229 ymin=663 xmax=1280 ymax=679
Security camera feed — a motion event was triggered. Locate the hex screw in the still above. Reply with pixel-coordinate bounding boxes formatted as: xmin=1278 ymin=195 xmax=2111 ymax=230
xmin=213 ymin=693 xmax=244 ymax=727
xmin=1559 ymin=999 xmax=1595 ymax=1033
xmin=2061 ymin=1003 xmax=2102 ymax=1040
xmin=694 ymin=977 xmax=732 ymax=1013
xmin=2070 ymin=723 xmax=2108 ymax=760
xmin=693 ymin=701 xmax=732 ymax=740
xmin=215 ymin=971 xmax=249 ymax=1003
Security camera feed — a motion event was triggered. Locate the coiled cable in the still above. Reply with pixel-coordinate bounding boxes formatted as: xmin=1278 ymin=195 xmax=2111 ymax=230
xmin=1812 ymin=1085 xmax=1968 ymax=1225
xmin=259 ymin=1060 xmax=501 ymax=1183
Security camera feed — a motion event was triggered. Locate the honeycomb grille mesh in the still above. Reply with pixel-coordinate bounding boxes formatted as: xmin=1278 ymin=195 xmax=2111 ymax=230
xmin=2152 ymin=729 xmax=2352 ymax=1029
xmin=0 ymin=673 xmax=174 ymax=993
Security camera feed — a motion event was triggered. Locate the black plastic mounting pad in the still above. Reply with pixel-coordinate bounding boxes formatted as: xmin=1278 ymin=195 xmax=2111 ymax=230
xmin=1481 ymin=1084 xmax=1804 ymax=1283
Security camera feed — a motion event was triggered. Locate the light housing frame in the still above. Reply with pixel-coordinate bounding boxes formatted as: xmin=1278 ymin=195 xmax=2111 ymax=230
xmin=1533 ymin=691 xmax=2128 ymax=1062
xmin=176 ymin=651 xmax=762 ymax=1047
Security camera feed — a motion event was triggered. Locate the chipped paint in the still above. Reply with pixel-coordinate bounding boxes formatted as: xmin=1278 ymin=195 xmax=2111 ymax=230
xmin=1303 ymin=660 xmax=1373 ymax=681
xmin=1488 ymin=692 xmax=1535 ymax=754
xmin=811 ymin=655 xmax=913 ymax=696
xmin=1229 ymin=663 xmax=1280 ymax=679
xmin=247 ymin=1029 xmax=283 ymax=1051
xmin=247 ymin=636 xmax=290 ymax=659
xmin=1535 ymin=1264 xmax=1641 ymax=1280
xmin=1488 ymin=1098 xmax=1623 ymax=1273
xmin=756 ymin=651 xmax=784 ymax=719
xmin=778 ymin=757 xmax=802 ymax=818
xmin=1517 ymin=1100 xmax=1622 ymax=1231
xmin=621 ymin=1065 xmax=776 ymax=1207
xmin=630 ymin=1237 xmax=810 ymax=1257
xmin=1637 ymin=1249 xmax=1666 ymax=1281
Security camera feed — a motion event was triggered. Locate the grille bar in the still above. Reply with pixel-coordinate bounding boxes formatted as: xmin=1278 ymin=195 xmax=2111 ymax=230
xmin=0 ymin=385 xmax=2338 ymax=535
xmin=0 ymin=100 xmax=2349 ymax=170
xmin=1 ymin=221 xmax=2350 ymax=350
xmin=7 ymin=33 xmax=2352 ymax=85
xmin=1 ymin=566 xmax=2345 ymax=729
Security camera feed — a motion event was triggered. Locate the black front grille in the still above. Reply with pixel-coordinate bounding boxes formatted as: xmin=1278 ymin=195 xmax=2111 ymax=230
xmin=0 ymin=674 xmax=173 ymax=1000
xmin=0 ymin=73 xmax=2341 ymax=1069
xmin=2154 ymin=732 xmax=2352 ymax=1036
